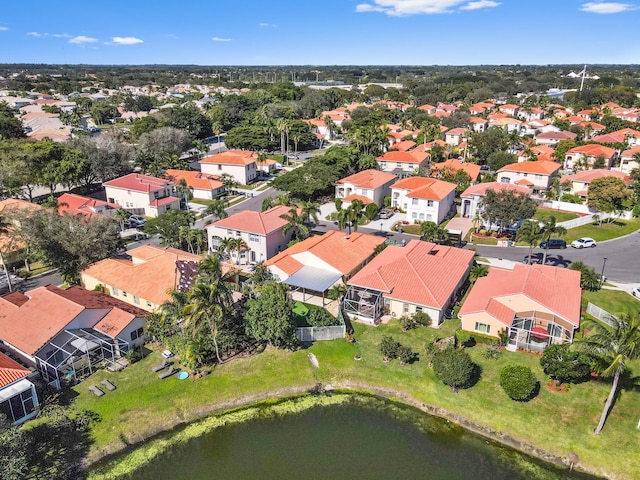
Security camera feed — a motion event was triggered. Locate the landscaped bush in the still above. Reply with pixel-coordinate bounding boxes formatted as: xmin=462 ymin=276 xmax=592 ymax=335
xmin=413 ymin=311 xmax=432 ymax=327
xmin=397 ymin=345 xmax=415 ymax=365
xmin=307 ymin=308 xmax=338 ymax=327
xmin=540 ymin=344 xmax=591 ymax=384
xmin=456 ymin=330 xmax=497 ymax=347
xmin=432 ymin=347 xmax=478 ymax=390
xmin=380 ymin=336 xmax=401 ymax=360
xmin=399 ymin=315 xmax=417 ymax=331
xmin=482 ymin=343 xmax=503 ymax=360
xmin=499 ymin=365 xmax=538 ymax=401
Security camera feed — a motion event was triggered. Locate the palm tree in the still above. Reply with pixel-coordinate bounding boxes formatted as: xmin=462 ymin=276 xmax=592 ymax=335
xmin=217 ymin=237 xmax=234 ymax=259
xmin=212 ymin=121 xmax=223 ymax=148
xmin=291 ymin=132 xmax=301 ymax=159
xmin=540 ymin=215 xmax=567 ymax=264
xmin=419 ymin=221 xmax=449 ymax=244
xmin=469 ymin=263 xmax=489 ymax=283
xmin=183 ymin=283 xmax=225 ymax=364
xmin=574 ymin=314 xmax=640 ymax=434
xmin=228 ymin=237 xmax=248 ymax=265
xmin=516 ymin=220 xmax=543 ymax=264
xmin=336 ymin=207 xmax=352 ymax=234
xmin=276 ymin=118 xmax=289 ymax=157
xmin=300 ymin=201 xmax=320 ymax=227
xmin=348 ymin=199 xmax=366 ymax=233
xmin=115 ymin=208 xmax=130 ymax=232
xmin=273 ymin=193 xmax=291 ymax=207
xmin=261 ymin=196 xmax=274 ymax=212
xmin=219 ymin=173 xmax=237 ymax=196
xmin=0 ymin=216 xmax=14 ymax=292
xmin=323 ymin=115 xmax=336 ymax=140
xmin=175 ymin=178 xmax=193 ymax=209
xmin=280 ymin=207 xmax=309 ymax=241
xmin=203 ymin=199 xmax=228 ymax=219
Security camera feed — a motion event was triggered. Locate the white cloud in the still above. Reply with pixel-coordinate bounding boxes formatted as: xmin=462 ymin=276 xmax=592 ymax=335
xmin=580 ymin=2 xmax=635 ymax=13
xmin=0 ymin=27 xmax=8 ymax=31
xmin=355 ymin=0 xmax=478 ymax=15
xmin=69 ymin=35 xmax=98 ymax=44
xmin=27 ymin=31 xmax=48 ymax=37
xmin=164 ymin=33 xmax=179 ymax=39
xmin=211 ymin=36 xmax=232 ymax=42
xmin=111 ymin=36 xmax=143 ymax=45
xmin=51 ymin=33 xmax=71 ymax=38
xmin=460 ymin=0 xmax=501 ymax=10
xmin=258 ymin=23 xmax=278 ymax=27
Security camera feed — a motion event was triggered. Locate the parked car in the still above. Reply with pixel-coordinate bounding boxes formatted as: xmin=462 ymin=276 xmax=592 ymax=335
xmin=571 ymin=237 xmax=597 ymax=249
xmin=632 ymin=287 xmax=640 ymax=298
xmin=539 ymin=239 xmax=567 ymax=249
xmin=378 ymin=209 xmax=394 ymax=219
xmin=128 ymin=215 xmax=147 ymax=228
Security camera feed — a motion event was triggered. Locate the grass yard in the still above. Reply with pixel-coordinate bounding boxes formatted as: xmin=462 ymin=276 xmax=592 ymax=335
xmin=534 ymin=208 xmax=579 ymax=223
xmin=564 ymin=217 xmax=640 ymax=243
xmin=72 ymin=318 xmax=640 ymax=479
xmin=582 ymin=288 xmax=640 ymax=317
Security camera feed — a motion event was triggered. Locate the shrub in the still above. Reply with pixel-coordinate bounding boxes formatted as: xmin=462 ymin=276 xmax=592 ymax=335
xmin=540 ymin=344 xmax=591 ymax=384
xmin=307 ymin=308 xmax=338 ymax=327
xmin=397 ymin=345 xmax=415 ymax=365
xmin=399 ymin=315 xmax=417 ymax=331
xmin=413 ymin=311 xmax=432 ymax=327
xmin=499 ymin=365 xmax=538 ymax=401
xmin=456 ymin=330 xmax=497 ymax=347
xmin=380 ymin=336 xmax=401 ymax=360
xmin=432 ymin=348 xmax=478 ymax=390
xmin=482 ymin=343 xmax=503 ymax=360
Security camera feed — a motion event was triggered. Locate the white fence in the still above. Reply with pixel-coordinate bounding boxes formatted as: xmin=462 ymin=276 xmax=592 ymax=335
xmin=540 ymin=200 xmax=594 ymax=214
xmin=585 ymin=302 xmax=616 ymax=326
xmin=296 ymin=325 xmax=346 ymax=342
xmin=558 ymin=214 xmax=607 ymax=229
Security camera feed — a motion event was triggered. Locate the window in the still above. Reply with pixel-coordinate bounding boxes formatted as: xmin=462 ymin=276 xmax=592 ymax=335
xmin=146 ymin=301 xmax=153 ymax=308
xmin=133 ymin=295 xmax=140 ymax=305
xmin=127 ymin=190 xmax=131 ymax=195
xmin=411 ymin=198 xmax=418 ymax=206
xmin=235 ymin=230 xmax=241 ymax=237
xmin=218 ymin=164 xmax=222 ymax=170
xmin=500 ymin=177 xmax=510 ymax=183
xmin=419 ymin=213 xmax=425 ymax=220
xmin=249 ymin=233 xmax=260 ymax=242
xmin=154 ymin=191 xmax=159 ymax=199
xmin=396 ymin=163 xmax=402 ymax=168
xmin=130 ymin=327 xmax=144 ymax=341
xmin=474 ymin=322 xmax=490 ymax=334
xmin=415 ymin=306 xmax=423 ymax=313
xmin=535 ymin=174 xmax=542 ymax=179
xmin=112 ymin=287 xmax=119 ymax=296
xmin=227 ymin=229 xmax=233 ymax=236
xmin=427 ymin=200 xmax=434 ymax=207
xmin=122 ymin=291 xmax=128 ymax=297
xmin=523 ymin=173 xmax=528 ymax=177
xmin=403 ymin=303 xmax=410 ymax=314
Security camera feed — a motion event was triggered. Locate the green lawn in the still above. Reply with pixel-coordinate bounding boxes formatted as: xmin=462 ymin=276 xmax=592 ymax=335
xmin=564 ymin=217 xmax=640 ymax=242
xmin=72 ymin=318 xmax=640 ymax=479
xmin=582 ymin=289 xmax=640 ymax=317
xmin=534 ymin=208 xmax=579 ymax=223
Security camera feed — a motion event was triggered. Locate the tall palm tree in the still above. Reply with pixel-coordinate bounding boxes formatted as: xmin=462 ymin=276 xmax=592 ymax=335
xmin=574 ymin=314 xmax=640 ymax=434
xmin=419 ymin=221 xmax=449 ymax=244
xmin=219 ymin=173 xmax=237 ymax=196
xmin=229 ymin=237 xmax=248 ymax=265
xmin=203 ymin=199 xmax=228 ymax=219
xmin=212 ymin=121 xmax=223 ymax=147
xmin=540 ymin=215 xmax=567 ymax=264
xmin=0 ymin=215 xmax=14 ymax=292
xmin=217 ymin=237 xmax=234 ymax=259
xmin=280 ymin=207 xmax=309 ymax=240
xmin=516 ymin=220 xmax=543 ymax=264
xmin=337 ymin=207 xmax=352 ymax=234
xmin=114 ymin=208 xmax=130 ymax=232
xmin=261 ymin=196 xmax=274 ymax=212
xmin=291 ymin=132 xmax=301 ymax=159
xmin=300 ymin=201 xmax=320 ymax=227
xmin=347 ymin=199 xmax=366 ymax=233
xmin=276 ymin=118 xmax=289 ymax=157
xmin=323 ymin=115 xmax=336 ymax=140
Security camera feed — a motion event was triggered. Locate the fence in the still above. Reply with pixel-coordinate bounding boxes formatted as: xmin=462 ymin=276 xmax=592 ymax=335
xmin=585 ymin=302 xmax=616 ymax=326
xmin=540 ymin=200 xmax=594 ymax=214
xmin=296 ymin=325 xmax=346 ymax=342
xmin=558 ymin=214 xmax=606 ymax=229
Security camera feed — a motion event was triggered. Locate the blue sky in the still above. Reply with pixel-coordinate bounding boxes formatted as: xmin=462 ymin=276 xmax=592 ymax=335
xmin=0 ymin=1 xmax=639 ymax=65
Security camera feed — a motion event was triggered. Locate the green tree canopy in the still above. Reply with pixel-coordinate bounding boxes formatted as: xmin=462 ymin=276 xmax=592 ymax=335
xmin=244 ymin=282 xmax=297 ymax=348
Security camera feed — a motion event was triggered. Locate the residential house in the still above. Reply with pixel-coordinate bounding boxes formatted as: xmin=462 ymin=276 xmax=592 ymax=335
xmin=335 ymin=169 xmax=397 ymax=207
xmin=460 ymin=182 xmax=531 ymax=218
xmin=164 ymin=169 xmax=224 ymax=200
xmin=499 ymin=104 xmax=519 ymax=117
xmin=80 ymin=245 xmax=202 ymax=312
xmin=610 ymin=128 xmax=640 ymax=147
xmin=560 ymin=169 xmax=628 ymax=200
xmin=376 ymin=150 xmax=430 ymax=178
xmin=344 ymin=240 xmax=474 ymax=325
xmin=57 ymin=193 xmax=119 ymax=218
xmin=0 ymin=285 xmax=148 ymax=388
xmin=535 ymin=131 xmax=577 ymax=146
xmin=489 ymin=117 xmax=522 ymax=133
xmin=199 ymin=150 xmax=258 ymax=185
xmin=392 ymin=140 xmax=417 ymax=152
xmin=265 ymin=230 xmax=384 ymax=304
xmin=304 ymin=118 xmax=331 ymax=140
xmin=459 ymin=264 xmax=581 ymax=351
xmin=469 ymin=116 xmax=489 ymax=133
xmin=518 ymin=107 xmax=544 ymax=121
xmin=444 ymin=128 xmax=469 ymax=146
xmin=417 ymin=104 xmax=436 ymax=114
xmin=206 ymin=205 xmax=293 ymax=264
xmin=103 ymin=173 xmax=180 ymax=218
xmin=0 ymin=352 xmax=39 ymax=425
xmin=617 ymin=146 xmax=640 ymax=174
xmin=390 ymin=177 xmax=456 ymax=224
xmin=496 ymin=161 xmax=561 ymax=195
xmin=430 ymin=159 xmax=481 ymax=183
xmin=564 ymin=144 xmax=616 ymax=170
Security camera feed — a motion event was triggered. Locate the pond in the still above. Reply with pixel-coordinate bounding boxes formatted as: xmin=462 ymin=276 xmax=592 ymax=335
xmin=113 ymin=395 xmax=598 ymax=480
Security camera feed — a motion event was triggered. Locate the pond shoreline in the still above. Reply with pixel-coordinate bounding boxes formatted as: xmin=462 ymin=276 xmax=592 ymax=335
xmin=83 ymin=381 xmax=609 ymax=479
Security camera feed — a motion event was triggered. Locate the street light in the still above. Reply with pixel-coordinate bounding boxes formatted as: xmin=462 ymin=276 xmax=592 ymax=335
xmin=380 ymin=222 xmax=383 ymax=234
xmin=600 ymin=257 xmax=608 ymax=289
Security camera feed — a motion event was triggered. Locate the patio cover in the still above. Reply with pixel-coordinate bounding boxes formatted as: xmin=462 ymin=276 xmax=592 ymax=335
xmin=70 ymin=337 xmax=100 ymax=353
xmin=283 ymin=266 xmax=342 ymax=293
xmin=0 ymin=378 xmax=34 ymax=403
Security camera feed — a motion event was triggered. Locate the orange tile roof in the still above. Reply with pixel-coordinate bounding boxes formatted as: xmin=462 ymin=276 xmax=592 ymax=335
xmin=336 ymin=169 xmax=397 ymax=189
xmin=497 ymin=160 xmax=561 ymax=175
xmin=561 ymin=169 xmax=628 ymax=184
xmin=165 ymin=169 xmax=223 ymax=191
xmin=0 ymin=352 xmax=30 ymax=389
xmin=377 ymin=150 xmax=429 ymax=164
xmin=348 ymin=240 xmax=474 ymax=308
xmin=461 ymin=182 xmax=531 ymax=198
xmin=342 ymin=194 xmax=374 ymax=204
xmin=535 ymin=131 xmax=577 ymax=140
xmin=531 ymin=145 xmax=555 ymax=155
xmin=265 ymin=230 xmax=384 ymax=277
xmin=57 ymin=193 xmax=117 ymax=218
xmin=514 ymin=179 xmax=534 ymax=186
xmin=199 ymin=150 xmax=258 ymax=166
xmin=393 ymin=140 xmax=417 ymax=152
xmin=459 ymin=264 xmax=581 ymax=327
xmin=567 ymin=144 xmax=616 ymax=158
xmin=209 ymin=205 xmax=291 ymax=235
xmin=391 ymin=177 xmax=456 ymax=201
xmin=0 ymin=198 xmax=42 ymax=216
xmin=81 ymin=246 xmax=201 ymax=306
xmin=103 ymin=173 xmax=174 ymax=193
xmin=445 ymin=128 xmax=468 ymax=136
xmin=431 ymin=159 xmax=481 ymax=182
xmin=621 ymin=145 xmax=640 ymax=158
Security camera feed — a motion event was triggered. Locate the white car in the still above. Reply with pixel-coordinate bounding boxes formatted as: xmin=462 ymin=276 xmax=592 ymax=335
xmin=571 ymin=237 xmax=597 ymax=249
xmin=632 ymin=287 xmax=640 ymax=298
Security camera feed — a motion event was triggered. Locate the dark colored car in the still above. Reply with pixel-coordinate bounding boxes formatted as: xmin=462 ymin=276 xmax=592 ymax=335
xmin=539 ymin=239 xmax=567 ymax=249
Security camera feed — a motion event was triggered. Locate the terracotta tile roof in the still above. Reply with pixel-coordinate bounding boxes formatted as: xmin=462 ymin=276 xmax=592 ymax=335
xmin=567 ymin=144 xmax=616 ymax=158
xmin=336 ymin=169 xmax=397 ymax=189
xmin=165 ymin=169 xmax=223 ymax=191
xmin=208 ymin=205 xmax=291 ymax=235
xmin=469 ymin=116 xmax=488 ymax=123
xmin=53 ymin=285 xmax=147 ymax=316
xmin=103 ymin=173 xmax=174 ymax=193
xmin=531 ymin=145 xmax=555 ymax=155
xmin=265 ymin=230 xmax=384 ymax=277
xmin=342 ymin=194 xmax=374 ymax=204
xmin=535 ymin=131 xmax=577 ymax=140
xmin=497 ymin=160 xmax=561 ymax=175
xmin=377 ymin=150 xmax=429 ymax=164
xmin=93 ymin=308 xmax=136 ymax=338
xmin=418 ymin=104 xmax=436 ymax=111
xmin=0 ymin=198 xmax=42 ymax=216
xmin=445 ymin=128 xmax=468 ymax=136
xmin=431 ymin=159 xmax=481 ymax=182
xmin=391 ymin=177 xmax=456 ymax=201
xmin=611 ymin=128 xmax=640 ymax=138
xmin=57 ymin=193 xmax=117 ymax=218
xmin=81 ymin=246 xmax=201 ymax=306
xmin=591 ymin=134 xmax=625 ymax=144
xmin=348 ymin=240 xmax=474 ymax=309
xmin=393 ymin=140 xmax=417 ymax=152
xmin=0 ymin=353 xmax=30 ymax=389
xmin=461 ymin=181 xmax=531 ymax=198
xmin=514 ymin=179 xmax=534 ymax=186
xmin=149 ymin=196 xmax=180 ymax=207
xmin=459 ymin=264 xmax=581 ymax=327
xmin=621 ymin=145 xmax=640 ymax=158
xmin=200 ymin=150 xmax=258 ymax=166
xmin=561 ymin=169 xmax=628 ymax=184
xmin=580 ymin=122 xmax=605 ymax=130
